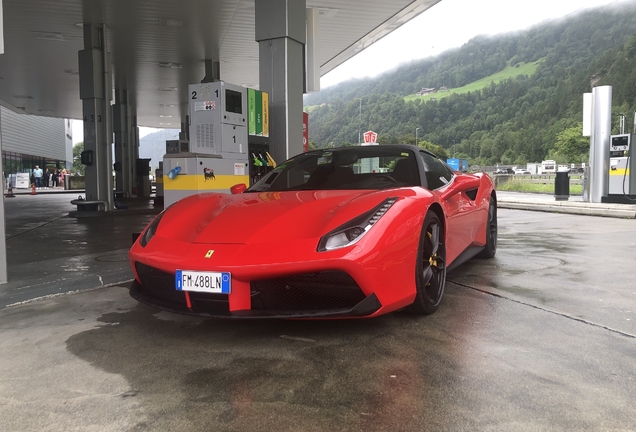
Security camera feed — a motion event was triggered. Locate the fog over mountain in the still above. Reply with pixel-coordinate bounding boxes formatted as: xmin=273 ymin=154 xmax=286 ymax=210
xmin=304 ymin=0 xmax=636 ymax=165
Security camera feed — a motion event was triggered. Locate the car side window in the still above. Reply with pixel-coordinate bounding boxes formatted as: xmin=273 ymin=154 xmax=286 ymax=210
xmin=419 ymin=151 xmax=454 ymax=190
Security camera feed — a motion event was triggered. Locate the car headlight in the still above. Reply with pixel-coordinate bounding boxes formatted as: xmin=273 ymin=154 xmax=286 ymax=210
xmin=318 ymin=197 xmax=398 ymax=252
xmin=139 ymin=210 xmax=167 ymax=247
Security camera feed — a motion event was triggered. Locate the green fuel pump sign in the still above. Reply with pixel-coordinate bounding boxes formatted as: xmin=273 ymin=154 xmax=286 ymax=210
xmin=248 ymin=88 xmax=256 ymax=136
xmin=255 ymin=90 xmax=262 ymax=136
xmin=248 ymin=88 xmax=268 ymax=137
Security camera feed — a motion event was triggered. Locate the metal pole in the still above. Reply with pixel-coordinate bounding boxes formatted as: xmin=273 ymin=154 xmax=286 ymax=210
xmin=0 ymin=109 xmax=8 ymax=283
xmin=102 ymin=24 xmax=114 ymax=210
xmin=590 ymin=85 xmax=612 ymax=203
xmin=620 ymin=114 xmax=626 ymax=135
xmin=415 ymin=127 xmax=419 ymax=146
xmin=358 ymin=99 xmax=362 ymax=145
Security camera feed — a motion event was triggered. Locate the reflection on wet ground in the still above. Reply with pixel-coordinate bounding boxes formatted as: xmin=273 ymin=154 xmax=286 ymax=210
xmin=2 ymin=281 xmax=634 ymax=431
xmin=1 ymin=194 xmax=159 ymax=307
xmin=4 ymin=195 xmax=157 ymax=266
xmin=1 ymin=202 xmax=636 ymax=431
xmin=450 ymin=209 xmax=636 ymax=336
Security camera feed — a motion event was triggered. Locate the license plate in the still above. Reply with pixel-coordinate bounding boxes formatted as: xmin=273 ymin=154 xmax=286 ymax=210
xmin=175 ymin=270 xmax=231 ymax=294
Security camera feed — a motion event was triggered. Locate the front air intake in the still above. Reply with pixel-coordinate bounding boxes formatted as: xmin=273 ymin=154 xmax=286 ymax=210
xmin=250 ymin=271 xmax=365 ymax=311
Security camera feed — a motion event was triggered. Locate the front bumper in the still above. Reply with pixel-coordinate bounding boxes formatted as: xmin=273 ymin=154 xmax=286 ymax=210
xmin=129 ymin=264 xmax=382 ymax=318
xmin=128 ymin=205 xmax=423 ymax=319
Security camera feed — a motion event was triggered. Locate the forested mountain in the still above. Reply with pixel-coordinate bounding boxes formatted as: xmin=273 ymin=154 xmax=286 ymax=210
xmin=304 ymin=1 xmax=636 ymax=165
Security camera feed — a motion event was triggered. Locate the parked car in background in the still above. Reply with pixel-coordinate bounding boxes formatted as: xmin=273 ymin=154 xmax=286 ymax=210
xmin=493 ymin=168 xmax=514 ymax=175
xmin=514 ymin=169 xmax=531 ymax=175
xmin=567 ymin=167 xmax=585 ymax=173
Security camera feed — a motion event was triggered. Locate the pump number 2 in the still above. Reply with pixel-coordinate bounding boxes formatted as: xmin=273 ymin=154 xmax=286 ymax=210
xmin=192 ymin=89 xmax=219 ymax=99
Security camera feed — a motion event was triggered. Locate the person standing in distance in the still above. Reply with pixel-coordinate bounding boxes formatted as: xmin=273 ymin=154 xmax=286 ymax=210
xmin=33 ymin=165 xmax=43 ymax=189
xmin=43 ymin=168 xmax=51 ymax=189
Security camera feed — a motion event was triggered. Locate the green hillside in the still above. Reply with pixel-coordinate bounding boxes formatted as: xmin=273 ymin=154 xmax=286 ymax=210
xmin=404 ymin=60 xmax=541 ymax=103
xmin=304 ymin=1 xmax=636 ymax=166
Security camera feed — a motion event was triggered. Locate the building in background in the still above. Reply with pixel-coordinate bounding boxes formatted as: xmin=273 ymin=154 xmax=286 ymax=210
xmin=2 ymin=105 xmax=181 ymax=185
xmin=1 ymin=106 xmax=71 ymax=182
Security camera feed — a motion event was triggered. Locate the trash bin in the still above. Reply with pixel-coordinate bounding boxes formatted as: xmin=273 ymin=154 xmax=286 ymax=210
xmin=554 ymin=169 xmax=570 ymax=201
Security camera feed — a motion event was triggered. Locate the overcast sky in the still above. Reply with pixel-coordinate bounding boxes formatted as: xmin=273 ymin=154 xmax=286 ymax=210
xmin=320 ymin=0 xmax=626 ymax=88
xmin=72 ymin=0 xmax=626 ymax=143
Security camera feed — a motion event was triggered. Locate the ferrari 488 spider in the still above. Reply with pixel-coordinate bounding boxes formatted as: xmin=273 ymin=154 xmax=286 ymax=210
xmin=129 ymin=145 xmax=497 ymax=318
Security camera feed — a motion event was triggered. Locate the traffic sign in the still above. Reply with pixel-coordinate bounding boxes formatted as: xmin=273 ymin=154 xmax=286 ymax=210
xmin=363 ymin=130 xmax=378 ymax=144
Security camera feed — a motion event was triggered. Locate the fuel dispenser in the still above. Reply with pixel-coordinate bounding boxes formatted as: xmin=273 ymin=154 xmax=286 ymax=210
xmin=162 ymin=81 xmax=270 ymax=207
xmin=154 ymin=161 xmax=164 ymax=206
xmin=135 ymin=158 xmax=152 ymax=198
xmin=604 ymin=112 xmax=636 ymax=203
xmin=247 ymin=87 xmax=274 ymax=184
xmin=607 ymin=133 xmax=636 ymax=201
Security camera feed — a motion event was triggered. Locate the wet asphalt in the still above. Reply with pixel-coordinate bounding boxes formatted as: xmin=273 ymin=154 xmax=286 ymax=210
xmin=1 ymin=193 xmax=158 ymax=306
xmin=1 ymin=194 xmax=635 ymax=431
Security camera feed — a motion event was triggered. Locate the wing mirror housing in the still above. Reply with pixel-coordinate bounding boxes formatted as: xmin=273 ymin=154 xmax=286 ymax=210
xmin=230 ymin=183 xmax=247 ymax=194
xmin=440 ymin=175 xmax=480 ymax=200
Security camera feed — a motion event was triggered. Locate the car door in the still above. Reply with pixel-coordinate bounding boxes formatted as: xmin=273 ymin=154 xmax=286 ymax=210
xmin=418 ymin=151 xmax=476 ymax=264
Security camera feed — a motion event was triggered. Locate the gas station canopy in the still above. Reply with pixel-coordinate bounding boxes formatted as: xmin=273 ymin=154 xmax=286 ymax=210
xmin=0 ymin=0 xmax=441 ymax=127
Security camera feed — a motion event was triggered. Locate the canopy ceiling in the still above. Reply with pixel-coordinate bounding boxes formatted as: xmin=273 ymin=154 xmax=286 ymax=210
xmin=0 ymin=0 xmax=441 ymax=128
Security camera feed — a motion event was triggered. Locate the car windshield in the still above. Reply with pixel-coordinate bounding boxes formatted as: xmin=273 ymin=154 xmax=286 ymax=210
xmin=246 ymin=147 xmax=420 ymax=192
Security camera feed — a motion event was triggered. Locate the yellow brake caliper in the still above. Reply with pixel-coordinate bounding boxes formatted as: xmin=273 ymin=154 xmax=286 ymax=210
xmin=427 ymin=231 xmax=438 ymax=275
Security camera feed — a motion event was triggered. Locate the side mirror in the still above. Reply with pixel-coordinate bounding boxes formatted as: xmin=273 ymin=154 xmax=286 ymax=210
xmin=441 ymin=175 xmax=480 ymax=200
xmin=230 ymin=183 xmax=247 ymax=194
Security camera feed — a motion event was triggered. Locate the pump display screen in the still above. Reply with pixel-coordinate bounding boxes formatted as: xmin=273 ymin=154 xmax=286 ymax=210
xmin=225 ymin=89 xmax=243 ymax=114
xmin=611 ymin=135 xmax=629 ymax=148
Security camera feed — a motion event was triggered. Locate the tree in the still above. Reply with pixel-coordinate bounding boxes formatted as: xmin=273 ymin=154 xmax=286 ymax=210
xmin=418 ymin=140 xmax=449 ymax=159
xmin=550 ymin=125 xmax=589 ymax=163
xmin=72 ymin=142 xmax=85 ymax=175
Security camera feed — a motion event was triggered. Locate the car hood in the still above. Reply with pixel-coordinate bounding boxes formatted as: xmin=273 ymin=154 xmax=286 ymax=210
xmin=157 ymin=189 xmax=417 ymax=244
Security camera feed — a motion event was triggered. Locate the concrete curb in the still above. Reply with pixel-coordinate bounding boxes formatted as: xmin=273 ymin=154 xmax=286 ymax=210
xmin=498 ymin=201 xmax=636 ymax=219
xmin=68 ymin=207 xmax=162 ymax=218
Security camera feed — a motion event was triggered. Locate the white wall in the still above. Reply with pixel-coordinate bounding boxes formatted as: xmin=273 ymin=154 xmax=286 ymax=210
xmin=1 ymin=107 xmax=67 ymax=162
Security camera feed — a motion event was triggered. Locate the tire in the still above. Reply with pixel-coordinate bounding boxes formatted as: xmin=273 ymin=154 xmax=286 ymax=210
xmin=477 ymin=196 xmax=497 ymax=259
xmin=406 ymin=211 xmax=447 ymax=315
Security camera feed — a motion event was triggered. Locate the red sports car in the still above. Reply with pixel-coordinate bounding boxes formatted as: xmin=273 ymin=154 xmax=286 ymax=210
xmin=129 ymin=145 xmax=497 ymax=318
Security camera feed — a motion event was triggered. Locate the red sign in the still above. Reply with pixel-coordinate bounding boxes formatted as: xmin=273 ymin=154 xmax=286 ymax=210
xmin=303 ymin=112 xmax=309 ymax=152
xmin=363 ymin=130 xmax=378 ymax=144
